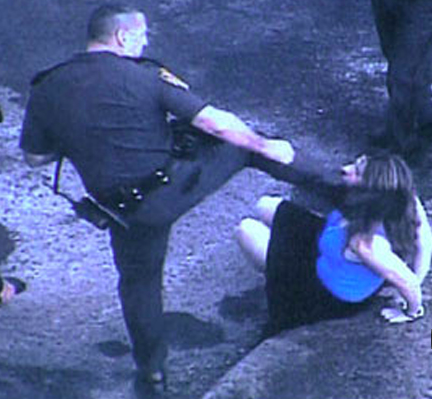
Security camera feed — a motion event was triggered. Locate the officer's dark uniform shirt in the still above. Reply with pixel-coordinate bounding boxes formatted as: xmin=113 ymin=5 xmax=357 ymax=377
xmin=20 ymin=52 xmax=207 ymax=196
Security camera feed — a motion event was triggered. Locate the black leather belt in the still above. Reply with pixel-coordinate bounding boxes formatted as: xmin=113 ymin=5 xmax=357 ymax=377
xmin=96 ymin=168 xmax=171 ymax=214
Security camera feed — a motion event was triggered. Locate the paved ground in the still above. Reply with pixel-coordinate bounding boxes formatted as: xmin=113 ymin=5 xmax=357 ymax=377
xmin=0 ymin=1 xmax=431 ymax=399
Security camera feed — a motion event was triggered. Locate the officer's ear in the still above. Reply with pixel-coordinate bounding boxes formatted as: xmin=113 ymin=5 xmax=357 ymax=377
xmin=115 ymin=27 xmax=128 ymax=48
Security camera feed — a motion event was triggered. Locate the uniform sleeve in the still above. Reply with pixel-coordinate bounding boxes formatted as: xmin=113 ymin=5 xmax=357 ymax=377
xmin=19 ymin=86 xmax=56 ymax=155
xmin=159 ymin=79 xmax=208 ymax=122
xmin=250 ymin=151 xmax=346 ymax=207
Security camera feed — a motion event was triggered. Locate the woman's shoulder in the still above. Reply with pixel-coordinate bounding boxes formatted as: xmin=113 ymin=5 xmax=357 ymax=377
xmin=348 ymin=232 xmax=392 ymax=259
xmin=326 ymin=209 xmax=344 ymax=225
xmin=414 ymin=196 xmax=427 ymax=218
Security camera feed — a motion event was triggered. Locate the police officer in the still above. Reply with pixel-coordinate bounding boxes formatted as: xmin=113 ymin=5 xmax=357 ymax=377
xmin=20 ymin=4 xmax=296 ymax=396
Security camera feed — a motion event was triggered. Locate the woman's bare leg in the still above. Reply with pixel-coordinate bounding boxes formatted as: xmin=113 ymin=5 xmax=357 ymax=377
xmin=235 ymin=218 xmax=271 ymax=272
xmin=255 ymin=196 xmax=284 ymax=227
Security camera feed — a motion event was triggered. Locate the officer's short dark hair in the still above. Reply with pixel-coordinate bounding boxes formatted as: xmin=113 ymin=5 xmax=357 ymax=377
xmin=87 ymin=3 xmax=142 ymax=43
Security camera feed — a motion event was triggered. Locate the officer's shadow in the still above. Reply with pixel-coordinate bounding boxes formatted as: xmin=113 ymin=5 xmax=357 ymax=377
xmin=164 ymin=312 xmax=225 ymax=349
xmin=97 ymin=286 xmax=268 ymax=358
xmin=96 ymin=312 xmax=224 ymax=358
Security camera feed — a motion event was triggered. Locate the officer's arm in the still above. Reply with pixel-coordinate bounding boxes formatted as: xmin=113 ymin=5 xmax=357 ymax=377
xmin=23 ymin=151 xmax=58 ymax=167
xmin=191 ymin=105 xmax=294 ymax=165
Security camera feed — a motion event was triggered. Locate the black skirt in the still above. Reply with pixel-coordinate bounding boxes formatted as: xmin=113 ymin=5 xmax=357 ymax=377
xmin=265 ymin=201 xmax=371 ymax=334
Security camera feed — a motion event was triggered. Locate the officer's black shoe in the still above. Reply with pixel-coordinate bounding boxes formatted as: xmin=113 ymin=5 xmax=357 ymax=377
xmin=134 ymin=369 xmax=167 ymax=399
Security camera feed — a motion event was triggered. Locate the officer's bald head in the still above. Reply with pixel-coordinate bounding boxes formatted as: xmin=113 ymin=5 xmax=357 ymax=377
xmin=87 ymin=4 xmax=144 ymax=44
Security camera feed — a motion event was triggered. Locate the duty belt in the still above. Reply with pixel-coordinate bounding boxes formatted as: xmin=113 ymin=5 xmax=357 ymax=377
xmin=95 ymin=168 xmax=171 ymax=214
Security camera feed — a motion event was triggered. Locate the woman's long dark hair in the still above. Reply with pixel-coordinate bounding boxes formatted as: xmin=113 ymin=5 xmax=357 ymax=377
xmin=341 ymin=153 xmax=419 ymax=264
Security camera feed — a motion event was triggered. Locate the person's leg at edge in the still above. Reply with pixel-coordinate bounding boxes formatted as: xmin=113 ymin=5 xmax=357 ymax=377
xmin=0 ymin=276 xmax=26 ymax=304
xmin=109 ymin=222 xmax=171 ymax=385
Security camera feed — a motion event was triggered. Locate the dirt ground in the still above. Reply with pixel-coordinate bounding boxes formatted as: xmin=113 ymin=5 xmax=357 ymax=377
xmin=0 ymin=1 xmax=431 ymax=399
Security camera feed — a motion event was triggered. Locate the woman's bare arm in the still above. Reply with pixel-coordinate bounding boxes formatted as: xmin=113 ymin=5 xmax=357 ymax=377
xmin=351 ymin=234 xmax=422 ymax=315
xmin=412 ymin=197 xmax=432 ymax=284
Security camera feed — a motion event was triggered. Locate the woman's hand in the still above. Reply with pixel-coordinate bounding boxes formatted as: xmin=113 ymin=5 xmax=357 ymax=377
xmin=380 ymin=305 xmax=424 ymax=323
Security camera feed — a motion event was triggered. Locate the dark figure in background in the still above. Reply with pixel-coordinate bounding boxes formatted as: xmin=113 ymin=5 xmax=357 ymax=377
xmin=370 ymin=0 xmax=432 ymax=162
xmin=19 ymin=4 xmax=298 ymax=397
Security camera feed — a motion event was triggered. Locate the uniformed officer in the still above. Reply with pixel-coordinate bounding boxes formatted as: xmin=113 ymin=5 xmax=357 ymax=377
xmin=19 ymin=4 xmax=296 ymax=397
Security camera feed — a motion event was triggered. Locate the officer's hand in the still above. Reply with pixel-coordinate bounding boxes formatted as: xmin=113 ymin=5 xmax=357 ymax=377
xmin=262 ymin=139 xmax=295 ymax=165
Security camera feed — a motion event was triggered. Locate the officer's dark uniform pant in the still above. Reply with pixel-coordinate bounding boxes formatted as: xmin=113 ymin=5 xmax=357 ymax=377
xmin=110 ymin=223 xmax=171 ymax=372
xmin=109 ymin=142 xmax=249 ymax=373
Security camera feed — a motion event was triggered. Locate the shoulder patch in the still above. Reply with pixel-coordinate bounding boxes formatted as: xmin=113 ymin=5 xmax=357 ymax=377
xmin=159 ymin=68 xmax=190 ymax=91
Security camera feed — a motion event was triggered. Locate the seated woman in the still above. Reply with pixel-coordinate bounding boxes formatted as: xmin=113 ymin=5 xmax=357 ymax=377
xmin=236 ymin=153 xmax=431 ymax=335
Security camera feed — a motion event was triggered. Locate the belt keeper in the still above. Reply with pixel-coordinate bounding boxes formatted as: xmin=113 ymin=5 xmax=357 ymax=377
xmin=155 ymin=169 xmax=170 ymax=184
xmin=131 ymin=188 xmax=144 ymax=201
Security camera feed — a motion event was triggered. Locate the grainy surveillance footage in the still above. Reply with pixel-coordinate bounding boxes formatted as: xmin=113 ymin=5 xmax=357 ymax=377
xmin=0 ymin=1 xmax=431 ymax=399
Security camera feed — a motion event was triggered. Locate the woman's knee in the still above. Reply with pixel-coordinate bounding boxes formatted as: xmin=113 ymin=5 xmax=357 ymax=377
xmin=255 ymin=196 xmax=284 ymax=226
xmin=235 ymin=218 xmax=258 ymax=242
xmin=235 ymin=217 xmax=268 ymax=251
xmin=235 ymin=218 xmax=270 ymax=269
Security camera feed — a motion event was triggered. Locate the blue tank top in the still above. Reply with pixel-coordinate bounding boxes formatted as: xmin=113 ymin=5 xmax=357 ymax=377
xmin=316 ymin=210 xmax=384 ymax=302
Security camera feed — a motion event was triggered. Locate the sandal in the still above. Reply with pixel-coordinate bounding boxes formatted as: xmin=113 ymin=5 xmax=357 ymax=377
xmin=0 ymin=277 xmax=26 ymax=304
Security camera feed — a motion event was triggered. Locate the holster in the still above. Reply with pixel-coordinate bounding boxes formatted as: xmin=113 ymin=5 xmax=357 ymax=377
xmin=170 ymin=119 xmax=222 ymax=160
xmin=96 ymin=121 xmax=222 ymax=214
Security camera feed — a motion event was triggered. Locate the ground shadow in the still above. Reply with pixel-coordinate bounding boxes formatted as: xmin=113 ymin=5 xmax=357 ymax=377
xmin=95 ymin=340 xmax=130 ymax=358
xmin=0 ymin=224 xmax=15 ymax=264
xmin=164 ymin=311 xmax=225 ymax=350
xmin=96 ymin=311 xmax=226 ymax=356
xmin=0 ymin=362 xmax=98 ymax=399
xmin=217 ymin=286 xmax=267 ymax=323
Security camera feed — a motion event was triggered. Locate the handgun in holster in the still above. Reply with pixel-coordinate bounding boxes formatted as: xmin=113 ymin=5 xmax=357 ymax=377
xmin=51 ymin=158 xmax=129 ymax=230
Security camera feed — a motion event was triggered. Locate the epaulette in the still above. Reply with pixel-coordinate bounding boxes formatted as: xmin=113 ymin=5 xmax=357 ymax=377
xmin=131 ymin=56 xmax=190 ymax=91
xmin=31 ymin=60 xmax=72 ymax=86
xmin=129 ymin=56 xmax=165 ymax=68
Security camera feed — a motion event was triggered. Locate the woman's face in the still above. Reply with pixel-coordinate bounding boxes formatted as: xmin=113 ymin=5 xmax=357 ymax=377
xmin=341 ymin=155 xmax=368 ymax=186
